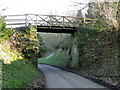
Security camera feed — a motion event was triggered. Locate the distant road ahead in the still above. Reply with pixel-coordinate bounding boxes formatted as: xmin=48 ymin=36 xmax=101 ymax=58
xmin=38 ymin=64 xmax=108 ymax=89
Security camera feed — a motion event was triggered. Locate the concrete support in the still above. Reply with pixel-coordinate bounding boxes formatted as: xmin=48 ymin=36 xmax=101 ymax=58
xmin=70 ymin=33 xmax=79 ymax=69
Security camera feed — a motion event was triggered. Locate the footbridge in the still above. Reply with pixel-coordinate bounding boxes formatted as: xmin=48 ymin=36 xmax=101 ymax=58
xmin=4 ymin=14 xmax=97 ymax=33
xmin=3 ymin=14 xmax=99 ymax=68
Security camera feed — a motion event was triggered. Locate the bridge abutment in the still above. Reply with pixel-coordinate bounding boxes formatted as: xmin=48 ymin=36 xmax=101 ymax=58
xmin=70 ymin=33 xmax=79 ymax=69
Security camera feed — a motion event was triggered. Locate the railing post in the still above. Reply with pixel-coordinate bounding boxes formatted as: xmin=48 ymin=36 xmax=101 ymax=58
xmin=76 ymin=18 xmax=79 ymax=27
xmin=49 ymin=15 xmax=52 ymax=28
xmin=63 ymin=16 xmax=65 ymax=28
xmin=35 ymin=15 xmax=37 ymax=28
xmin=25 ymin=14 xmax=28 ymax=27
xmin=83 ymin=18 xmax=86 ymax=27
xmin=3 ymin=16 xmax=7 ymax=25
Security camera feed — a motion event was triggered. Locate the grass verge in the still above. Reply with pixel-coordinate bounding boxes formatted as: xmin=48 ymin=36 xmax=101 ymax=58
xmin=0 ymin=60 xmax=2 ymax=89
xmin=2 ymin=59 xmax=42 ymax=88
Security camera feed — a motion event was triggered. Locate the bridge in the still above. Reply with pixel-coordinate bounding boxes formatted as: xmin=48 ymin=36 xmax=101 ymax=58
xmin=3 ymin=14 xmax=99 ymax=68
xmin=3 ymin=14 xmax=98 ymax=33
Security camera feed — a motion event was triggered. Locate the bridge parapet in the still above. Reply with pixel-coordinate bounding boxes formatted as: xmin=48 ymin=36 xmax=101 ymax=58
xmin=3 ymin=14 xmax=98 ymax=28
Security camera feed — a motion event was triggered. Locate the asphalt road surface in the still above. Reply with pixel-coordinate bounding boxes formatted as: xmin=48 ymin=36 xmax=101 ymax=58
xmin=38 ymin=64 xmax=108 ymax=89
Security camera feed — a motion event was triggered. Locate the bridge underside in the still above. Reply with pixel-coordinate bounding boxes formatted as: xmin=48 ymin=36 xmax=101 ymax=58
xmin=37 ymin=26 xmax=76 ymax=34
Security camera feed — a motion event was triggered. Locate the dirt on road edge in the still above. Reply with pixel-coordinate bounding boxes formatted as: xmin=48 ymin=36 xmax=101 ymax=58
xmin=26 ymin=69 xmax=46 ymax=89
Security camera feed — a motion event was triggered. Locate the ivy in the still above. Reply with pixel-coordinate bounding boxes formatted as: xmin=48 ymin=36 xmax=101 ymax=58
xmin=0 ymin=17 xmax=15 ymax=42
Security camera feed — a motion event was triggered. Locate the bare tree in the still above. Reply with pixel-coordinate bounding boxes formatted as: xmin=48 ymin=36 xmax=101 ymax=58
xmin=85 ymin=2 xmax=103 ymax=18
xmin=76 ymin=5 xmax=88 ymax=17
xmin=90 ymin=0 xmax=120 ymax=30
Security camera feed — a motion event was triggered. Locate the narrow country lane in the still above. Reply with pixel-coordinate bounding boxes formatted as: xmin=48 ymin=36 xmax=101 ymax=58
xmin=38 ymin=64 xmax=108 ymax=89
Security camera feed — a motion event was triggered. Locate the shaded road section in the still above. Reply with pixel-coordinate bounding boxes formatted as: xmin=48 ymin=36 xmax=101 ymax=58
xmin=38 ymin=64 xmax=108 ymax=89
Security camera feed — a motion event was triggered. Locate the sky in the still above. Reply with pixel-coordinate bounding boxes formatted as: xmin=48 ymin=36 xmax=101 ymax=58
xmin=0 ymin=0 xmax=90 ymax=16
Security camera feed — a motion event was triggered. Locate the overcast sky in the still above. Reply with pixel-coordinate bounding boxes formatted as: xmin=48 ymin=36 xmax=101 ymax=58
xmin=0 ymin=0 xmax=90 ymax=16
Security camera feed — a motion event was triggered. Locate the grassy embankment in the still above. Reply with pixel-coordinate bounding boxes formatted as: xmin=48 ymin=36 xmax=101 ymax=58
xmin=0 ymin=16 xmax=43 ymax=88
xmin=38 ymin=50 xmax=69 ymax=68
xmin=1 ymin=39 xmax=42 ymax=88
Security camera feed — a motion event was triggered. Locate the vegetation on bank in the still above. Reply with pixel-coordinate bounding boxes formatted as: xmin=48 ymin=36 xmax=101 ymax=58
xmin=1 ymin=43 xmax=42 ymax=88
xmin=76 ymin=26 xmax=120 ymax=86
xmin=0 ymin=61 xmax=1 ymax=89
xmin=0 ymin=17 xmax=43 ymax=88
xmin=73 ymin=1 xmax=120 ymax=86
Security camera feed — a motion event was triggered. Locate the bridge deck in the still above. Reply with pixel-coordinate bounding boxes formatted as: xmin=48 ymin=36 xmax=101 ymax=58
xmin=3 ymin=14 xmax=98 ymax=33
xmin=37 ymin=26 xmax=76 ymax=33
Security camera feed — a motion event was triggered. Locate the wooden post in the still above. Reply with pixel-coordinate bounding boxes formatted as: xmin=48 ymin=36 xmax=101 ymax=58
xmin=63 ymin=16 xmax=65 ymax=29
xmin=49 ymin=15 xmax=52 ymax=28
xmin=25 ymin=14 xmax=28 ymax=27
xmin=35 ymin=15 xmax=37 ymax=28
xmin=83 ymin=18 xmax=86 ymax=27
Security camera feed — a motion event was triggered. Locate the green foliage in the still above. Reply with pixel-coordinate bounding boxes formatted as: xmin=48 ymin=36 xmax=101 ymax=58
xmin=25 ymin=26 xmax=38 ymax=41
xmin=58 ymin=37 xmax=71 ymax=50
xmin=2 ymin=59 xmax=41 ymax=88
xmin=39 ymin=45 xmax=47 ymax=57
xmin=77 ymin=27 xmax=98 ymax=68
xmin=0 ymin=60 xmax=2 ymax=89
xmin=39 ymin=33 xmax=70 ymax=51
xmin=110 ymin=3 xmax=117 ymax=8
xmin=0 ymin=26 xmax=40 ymax=65
xmin=0 ymin=17 xmax=15 ymax=42
xmin=85 ymin=20 xmax=111 ymax=31
xmin=0 ymin=17 xmax=6 ymax=30
xmin=77 ymin=27 xmax=99 ymax=48
xmin=38 ymin=51 xmax=69 ymax=67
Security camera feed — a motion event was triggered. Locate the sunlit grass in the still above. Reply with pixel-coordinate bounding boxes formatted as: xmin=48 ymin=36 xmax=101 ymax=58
xmin=38 ymin=51 xmax=69 ymax=67
xmin=0 ymin=44 xmax=23 ymax=64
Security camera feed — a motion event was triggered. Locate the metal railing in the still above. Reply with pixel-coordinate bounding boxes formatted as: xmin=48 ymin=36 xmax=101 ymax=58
xmin=3 ymin=14 xmax=98 ymax=28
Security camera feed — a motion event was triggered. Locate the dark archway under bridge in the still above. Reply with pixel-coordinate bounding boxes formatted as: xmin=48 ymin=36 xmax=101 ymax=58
xmin=37 ymin=26 xmax=76 ymax=34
